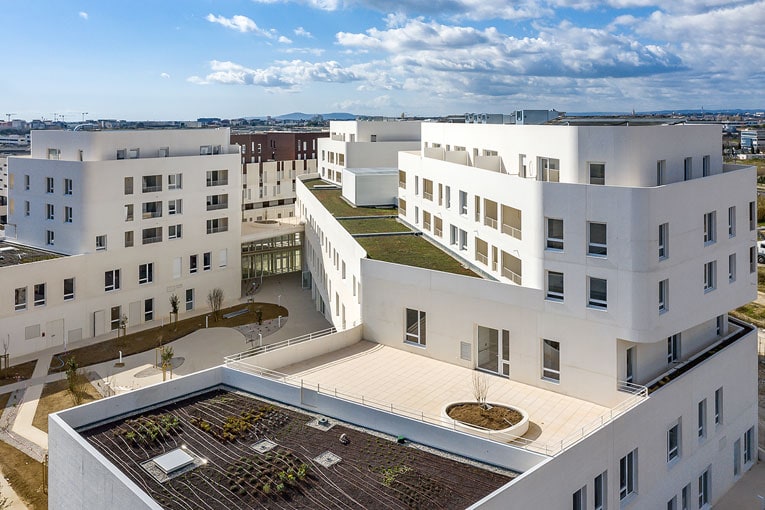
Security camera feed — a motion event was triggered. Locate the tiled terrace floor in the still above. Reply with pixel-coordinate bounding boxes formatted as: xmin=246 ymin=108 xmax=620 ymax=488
xmin=271 ymin=341 xmax=618 ymax=454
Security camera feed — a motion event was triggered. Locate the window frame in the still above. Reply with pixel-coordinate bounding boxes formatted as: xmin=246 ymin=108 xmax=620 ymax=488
xmin=404 ymin=308 xmax=426 ymax=346
xmin=104 ymin=269 xmax=121 ymax=292
xmin=667 ymin=421 xmax=681 ymax=463
xmin=728 ymin=206 xmax=736 ymax=237
xmin=63 ymin=278 xmax=75 ymax=301
xmin=14 ymin=287 xmax=27 ymax=311
xmin=95 ymin=235 xmax=107 ymax=251
xmin=703 ymin=261 xmax=716 ymax=293
xmin=667 ymin=333 xmax=680 ymax=364
xmin=619 ymin=449 xmax=637 ymax=501
xmin=703 ymin=211 xmax=716 ymax=245
xmin=546 ymin=271 xmax=564 ymax=301
xmin=659 ymin=223 xmax=669 ymax=260
xmin=587 ymin=222 xmax=607 ymax=257
xmin=659 ymin=279 xmax=669 ymax=313
xmin=542 ymin=339 xmax=560 ymax=382
xmin=138 ymin=262 xmax=154 ymax=285
xmin=588 ymin=276 xmax=608 ymax=309
xmin=589 ymin=162 xmax=605 ymax=185
xmin=546 ymin=218 xmax=564 ymax=251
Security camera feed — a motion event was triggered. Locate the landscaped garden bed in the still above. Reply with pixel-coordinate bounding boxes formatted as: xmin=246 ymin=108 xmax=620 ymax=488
xmin=82 ymin=389 xmax=515 ymax=509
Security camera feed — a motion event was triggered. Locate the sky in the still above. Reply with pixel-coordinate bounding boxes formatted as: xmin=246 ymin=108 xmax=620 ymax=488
xmin=2 ymin=0 xmax=765 ymax=120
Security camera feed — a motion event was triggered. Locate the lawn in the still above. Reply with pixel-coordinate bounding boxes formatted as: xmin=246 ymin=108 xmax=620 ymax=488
xmin=48 ymin=302 xmax=287 ymax=374
xmin=305 ymin=181 xmax=395 ymax=218
xmin=32 ymin=377 xmax=102 ymax=433
xmin=731 ymin=302 xmax=765 ymax=329
xmin=759 ymin=265 xmax=765 ymax=292
xmin=357 ymin=235 xmax=480 ymax=277
xmin=339 ymin=217 xmax=410 ymax=235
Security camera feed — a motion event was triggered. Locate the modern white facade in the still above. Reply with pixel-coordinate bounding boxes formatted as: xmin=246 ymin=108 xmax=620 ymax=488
xmin=296 ymin=122 xmax=759 ymax=508
xmin=242 ymin=158 xmax=317 ymax=221
xmin=318 ymin=120 xmax=420 ymax=184
xmin=2 ymin=129 xmax=242 ymax=358
xmin=0 ymin=156 xmax=7 ymax=225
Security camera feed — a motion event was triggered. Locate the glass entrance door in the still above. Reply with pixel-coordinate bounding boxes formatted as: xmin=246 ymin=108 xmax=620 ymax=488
xmin=477 ymin=326 xmax=510 ymax=376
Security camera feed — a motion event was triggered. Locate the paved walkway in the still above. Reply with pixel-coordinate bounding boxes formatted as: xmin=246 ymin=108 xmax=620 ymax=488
xmin=715 ymin=460 xmax=765 ymax=509
xmin=0 ymin=272 xmax=330 ymax=508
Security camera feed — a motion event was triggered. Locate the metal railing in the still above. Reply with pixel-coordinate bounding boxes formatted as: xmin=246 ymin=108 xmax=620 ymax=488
xmin=206 ymin=202 xmax=228 ymax=211
xmin=207 ymin=225 xmax=229 ymax=234
xmin=224 ymin=361 xmax=649 ymax=457
xmin=142 ymin=235 xmax=162 ymax=245
xmin=502 ymin=223 xmax=522 ymax=240
xmin=206 ymin=179 xmax=228 ymax=187
xmin=423 ymin=191 xmax=433 ymax=201
xmin=475 ymin=252 xmax=488 ymax=265
xmin=142 ymin=185 xmax=162 ymax=193
xmin=484 ymin=216 xmax=498 ymax=229
xmin=224 ymin=327 xmax=337 ymax=363
xmin=501 ymin=266 xmax=522 ymax=285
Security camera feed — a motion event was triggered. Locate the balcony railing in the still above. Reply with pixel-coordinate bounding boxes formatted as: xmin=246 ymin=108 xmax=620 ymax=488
xmin=502 ymin=223 xmax=522 ymax=240
xmin=501 ymin=266 xmax=522 ymax=285
xmin=206 ymin=179 xmax=228 ymax=187
xmin=142 ymin=185 xmax=162 ymax=193
xmin=476 ymin=252 xmax=488 ymax=265
xmin=142 ymin=235 xmax=162 ymax=245
xmin=484 ymin=216 xmax=498 ymax=229
xmin=207 ymin=225 xmax=229 ymax=234
xmin=399 ymin=181 xmax=406 ymax=189
xmin=423 ymin=191 xmax=433 ymax=201
xmin=207 ymin=202 xmax=228 ymax=211
xmin=434 ymin=227 xmax=442 ymax=237
xmin=142 ymin=211 xmax=161 ymax=219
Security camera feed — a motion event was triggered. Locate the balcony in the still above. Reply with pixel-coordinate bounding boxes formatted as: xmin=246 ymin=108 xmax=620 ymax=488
xmin=207 ymin=202 xmax=228 ymax=211
xmin=206 ymin=179 xmax=228 ymax=187
xmin=484 ymin=216 xmax=498 ymax=229
xmin=142 ymin=235 xmax=162 ymax=245
xmin=476 ymin=252 xmax=488 ymax=265
xmin=423 ymin=191 xmax=433 ymax=201
xmin=502 ymin=223 xmax=521 ymax=239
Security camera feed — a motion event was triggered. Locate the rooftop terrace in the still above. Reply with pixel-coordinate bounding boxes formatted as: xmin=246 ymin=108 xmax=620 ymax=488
xmin=304 ymin=178 xmax=479 ymax=278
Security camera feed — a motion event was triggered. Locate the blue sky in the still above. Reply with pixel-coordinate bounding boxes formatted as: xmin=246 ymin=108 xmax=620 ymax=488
xmin=2 ymin=0 xmax=764 ymax=120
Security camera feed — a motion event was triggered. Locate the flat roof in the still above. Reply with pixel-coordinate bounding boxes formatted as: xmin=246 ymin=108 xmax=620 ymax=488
xmin=0 ymin=241 xmax=65 ymax=268
xmin=343 ymin=167 xmax=398 ymax=176
xmin=81 ymin=388 xmax=515 ymax=509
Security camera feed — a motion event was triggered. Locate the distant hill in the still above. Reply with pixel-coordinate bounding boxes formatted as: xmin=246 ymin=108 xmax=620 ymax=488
xmin=271 ymin=112 xmax=356 ymax=121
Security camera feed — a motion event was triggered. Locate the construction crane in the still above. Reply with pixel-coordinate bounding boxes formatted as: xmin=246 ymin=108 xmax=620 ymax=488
xmin=5 ymin=113 xmax=16 ymax=122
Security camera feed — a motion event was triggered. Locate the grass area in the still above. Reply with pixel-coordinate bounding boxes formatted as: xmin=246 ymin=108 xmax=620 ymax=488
xmin=731 ymin=303 xmax=765 ymax=329
xmin=305 ymin=180 xmax=395 ymax=218
xmin=0 ymin=360 xmax=37 ymax=388
xmin=759 ymin=266 xmax=765 ymax=293
xmin=358 ymin=235 xmax=480 ymax=277
xmin=0 ymin=439 xmax=46 ymax=509
xmin=32 ymin=377 xmax=102 ymax=433
xmin=48 ymin=302 xmax=287 ymax=374
xmin=339 ymin=217 xmax=410 ymax=234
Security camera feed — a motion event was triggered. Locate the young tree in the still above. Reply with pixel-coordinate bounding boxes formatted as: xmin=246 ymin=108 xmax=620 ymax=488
xmin=161 ymin=346 xmax=174 ymax=381
xmin=65 ymin=356 xmax=85 ymax=406
xmin=207 ymin=288 xmax=224 ymax=321
xmin=169 ymin=294 xmax=180 ymax=325
xmin=471 ymin=371 xmax=490 ymax=410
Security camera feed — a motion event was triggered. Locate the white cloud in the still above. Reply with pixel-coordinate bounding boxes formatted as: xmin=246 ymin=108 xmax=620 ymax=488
xmin=160 ymin=73 xmax=171 ymax=79
xmin=189 ymin=59 xmax=360 ymax=89
xmin=278 ymin=36 xmax=293 ymax=44
xmin=294 ymin=27 xmax=313 ymax=37
xmin=206 ymin=13 xmax=275 ymax=38
xmin=252 ymin=0 xmax=342 ymax=10
xmin=78 ymin=11 xmax=88 ymax=20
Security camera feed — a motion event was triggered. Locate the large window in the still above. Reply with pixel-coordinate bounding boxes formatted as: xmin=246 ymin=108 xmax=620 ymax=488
xmin=703 ymin=261 xmax=716 ymax=292
xmin=703 ymin=211 xmax=716 ymax=245
xmin=64 ymin=278 xmax=75 ymax=301
xmin=138 ymin=262 xmax=154 ymax=284
xmin=207 ymin=217 xmax=229 ymax=234
xmin=14 ymin=287 xmax=26 ymax=311
xmin=619 ymin=449 xmax=637 ymax=500
xmin=546 ymin=271 xmax=564 ymax=301
xmin=542 ymin=339 xmax=560 ymax=382
xmin=588 ymin=277 xmax=608 ymax=309
xmin=667 ymin=421 xmax=681 ymax=462
xmin=142 ymin=227 xmax=162 ymax=245
xmin=404 ymin=308 xmax=426 ymax=346
xmin=587 ymin=222 xmax=607 ymax=256
xmin=142 ymin=175 xmax=162 ymax=193
xmin=546 ymin=218 xmax=564 ymax=250
xmin=142 ymin=201 xmax=162 ymax=219
xmin=105 ymin=269 xmax=121 ymax=292
xmin=168 ymin=173 xmax=182 ymax=190
xmin=207 ymin=194 xmax=229 ymax=211
xmin=206 ymin=169 xmax=228 ymax=186
xmin=589 ymin=162 xmax=605 ymax=185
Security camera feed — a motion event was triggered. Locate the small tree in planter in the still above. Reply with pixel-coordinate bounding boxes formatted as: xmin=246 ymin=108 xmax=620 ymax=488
xmin=207 ymin=288 xmax=224 ymax=321
xmin=169 ymin=294 xmax=180 ymax=326
xmin=471 ymin=371 xmax=489 ymax=410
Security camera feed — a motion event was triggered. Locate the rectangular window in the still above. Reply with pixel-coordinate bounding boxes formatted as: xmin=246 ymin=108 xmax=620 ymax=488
xmin=124 ymin=177 xmax=134 ymax=195
xmin=104 ymin=269 xmax=120 ymax=291
xmin=125 ymin=204 xmax=134 ymax=221
xmin=190 ymin=255 xmax=198 ymax=273
xmin=697 ymin=468 xmax=709 ymax=508
xmin=619 ymin=449 xmax=637 ymax=500
xmin=667 ymin=421 xmax=681 ymax=462
xmin=750 ymin=201 xmax=756 ymax=231
xmin=142 ymin=227 xmax=162 ymax=245
xmin=142 ymin=201 xmax=162 ymax=219
xmin=95 ymin=235 xmax=107 ymax=251
xmin=167 ymin=173 xmax=182 ymax=190
xmin=172 ymin=257 xmax=181 ymax=279
xmin=459 ymin=190 xmax=468 ymax=215
xmin=64 ymin=206 xmax=72 ymax=223
xmin=128 ymin=148 xmax=139 ymax=159
xmin=728 ymin=206 xmax=736 ymax=237
xmin=684 ymin=157 xmax=692 ymax=180
xmin=546 ymin=271 xmax=564 ymax=301
xmin=206 ymin=169 xmax=228 ymax=186
xmin=449 ymin=225 xmax=458 ymax=246
xmin=546 ymin=218 xmax=564 ymax=250
xmin=219 ymin=248 xmax=228 ymax=268
xmin=138 ymin=263 xmax=154 ymax=284
xmin=124 ymin=231 xmax=134 ymax=248
xmin=626 ymin=346 xmax=635 ymax=383
xmin=714 ymin=388 xmax=723 ymax=425
xmin=64 ymin=178 xmax=73 ymax=195
xmin=682 ymin=484 xmax=690 ymax=510
xmin=751 ymin=246 xmax=757 ymax=274
xmin=46 ymin=203 xmax=54 ymax=220
xmin=703 ymin=261 xmax=716 ymax=292
xmin=659 ymin=279 xmax=669 ymax=313
xmin=702 ymin=155 xmax=711 ymax=177
xmin=572 ymin=487 xmax=586 ymax=510
xmin=588 ymin=222 xmax=607 ymax=256
xmin=110 ymin=306 xmax=122 ymax=331
xmin=206 ymin=194 xmax=228 ymax=211
xmin=542 ymin=339 xmax=560 ymax=382
xmin=144 ymin=298 xmax=154 ymax=322
xmin=46 ymin=177 xmax=54 ymax=193
xmin=668 ymin=333 xmax=680 ymax=363
xmin=64 ymin=278 xmax=75 ymax=300
xmin=185 ymin=288 xmax=194 ymax=311
xmin=142 ymin=175 xmax=162 ymax=192
xmin=588 ymin=277 xmax=608 ymax=309
xmin=593 ymin=472 xmax=606 ymax=510
xmin=589 ymin=162 xmax=605 ymax=185
xmin=659 ymin=223 xmax=669 ymax=259
xmin=734 ymin=438 xmax=741 ymax=477
xmin=46 ymin=230 xmax=55 ymax=246
xmin=703 ymin=211 xmax=716 ymax=245
xmin=206 ymin=217 xmax=229 ymax=234
xmin=698 ymin=399 xmax=707 ymax=439
xmin=744 ymin=427 xmax=754 ymax=463
xmin=729 ymin=253 xmax=736 ymax=283
xmin=657 ymin=160 xmax=666 ymax=185
xmin=459 ymin=229 xmax=467 ymax=251
xmin=668 ymin=496 xmax=677 ymax=510
xmin=203 ymin=252 xmax=211 ymax=271
xmin=405 ymin=308 xmax=426 ymax=346
xmin=14 ymin=287 xmax=26 ymax=311
xmin=538 ymin=157 xmax=560 ymax=182
xmin=33 ymin=283 xmax=45 ymax=306
xmin=445 ymin=186 xmax=451 ymax=208
xmin=24 ymin=201 xmax=29 ymax=216
xmin=168 ymin=199 xmax=182 ymax=215
xmin=168 ymin=224 xmax=182 ymax=239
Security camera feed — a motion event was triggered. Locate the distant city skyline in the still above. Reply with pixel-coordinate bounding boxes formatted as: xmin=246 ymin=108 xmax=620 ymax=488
xmin=3 ymin=0 xmax=765 ymax=121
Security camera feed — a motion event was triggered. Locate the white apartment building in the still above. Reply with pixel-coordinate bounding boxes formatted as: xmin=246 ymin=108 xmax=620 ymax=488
xmin=295 ymin=122 xmax=759 ymax=508
xmin=0 ymin=156 xmax=8 ymax=225
xmin=1 ymin=129 xmax=242 ymax=358
xmin=242 ymin=158 xmax=317 ymax=221
xmin=318 ymin=120 xmax=421 ymax=184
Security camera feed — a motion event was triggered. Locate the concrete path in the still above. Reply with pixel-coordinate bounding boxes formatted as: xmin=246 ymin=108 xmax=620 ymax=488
xmin=714 ymin=460 xmax=765 ymax=509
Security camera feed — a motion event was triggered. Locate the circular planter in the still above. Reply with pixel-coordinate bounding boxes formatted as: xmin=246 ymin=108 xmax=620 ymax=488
xmin=441 ymin=401 xmax=529 ymax=440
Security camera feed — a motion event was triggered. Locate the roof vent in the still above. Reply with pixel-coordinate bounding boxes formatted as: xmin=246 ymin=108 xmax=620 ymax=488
xmin=307 ymin=416 xmax=335 ymax=431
